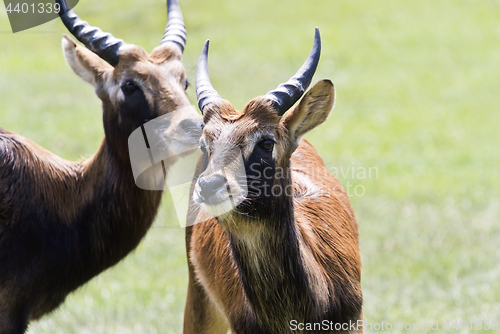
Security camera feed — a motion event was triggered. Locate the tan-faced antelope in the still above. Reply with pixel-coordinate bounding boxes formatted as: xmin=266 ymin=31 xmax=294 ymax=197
xmin=183 ymin=29 xmax=363 ymax=334
xmin=0 ymin=0 xmax=201 ymax=332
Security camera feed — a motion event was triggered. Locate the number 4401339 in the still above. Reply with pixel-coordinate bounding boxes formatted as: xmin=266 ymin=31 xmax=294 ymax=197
xmin=5 ymin=2 xmax=61 ymax=14
xmin=443 ymin=320 xmax=498 ymax=331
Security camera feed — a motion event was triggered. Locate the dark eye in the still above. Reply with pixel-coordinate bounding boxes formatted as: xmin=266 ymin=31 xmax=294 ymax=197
xmin=184 ymin=79 xmax=190 ymax=91
xmin=121 ymin=81 xmax=137 ymax=96
xmin=258 ymin=140 xmax=274 ymax=152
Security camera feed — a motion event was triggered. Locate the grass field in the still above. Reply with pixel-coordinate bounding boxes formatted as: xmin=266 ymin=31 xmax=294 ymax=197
xmin=1 ymin=0 xmax=500 ymax=333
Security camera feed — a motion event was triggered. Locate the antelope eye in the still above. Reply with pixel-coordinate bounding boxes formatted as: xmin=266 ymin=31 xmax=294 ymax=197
xmin=258 ymin=140 xmax=275 ymax=152
xmin=121 ymin=81 xmax=137 ymax=96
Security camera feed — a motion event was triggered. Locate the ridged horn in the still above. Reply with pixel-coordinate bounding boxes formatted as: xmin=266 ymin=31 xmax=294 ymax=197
xmin=160 ymin=0 xmax=187 ymax=53
xmin=196 ymin=40 xmax=223 ymax=113
xmin=56 ymin=0 xmax=126 ymax=66
xmin=265 ymin=28 xmax=321 ymax=116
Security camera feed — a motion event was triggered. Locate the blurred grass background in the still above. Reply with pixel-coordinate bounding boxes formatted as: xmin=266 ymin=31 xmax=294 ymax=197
xmin=1 ymin=0 xmax=499 ymax=333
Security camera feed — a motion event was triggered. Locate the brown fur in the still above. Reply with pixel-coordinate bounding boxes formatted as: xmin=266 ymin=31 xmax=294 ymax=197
xmin=0 ymin=37 xmax=201 ymax=333
xmin=184 ymin=80 xmax=363 ymax=333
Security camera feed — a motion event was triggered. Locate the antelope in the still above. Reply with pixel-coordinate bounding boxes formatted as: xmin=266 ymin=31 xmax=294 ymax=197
xmin=0 ymin=0 xmax=201 ymax=332
xmin=183 ymin=29 xmax=363 ymax=334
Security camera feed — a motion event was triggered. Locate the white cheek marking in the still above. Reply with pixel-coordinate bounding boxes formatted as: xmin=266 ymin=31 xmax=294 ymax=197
xmin=292 ymin=170 xmax=321 ymax=198
xmin=104 ymin=77 xmax=156 ymax=112
xmin=242 ymin=132 xmax=259 ymax=158
xmin=272 ymin=140 xmax=284 ymax=161
xmin=104 ymin=76 xmax=123 ymax=104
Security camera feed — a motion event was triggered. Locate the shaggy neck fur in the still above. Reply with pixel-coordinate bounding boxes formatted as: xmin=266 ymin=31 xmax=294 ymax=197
xmin=218 ymin=160 xmax=324 ymax=332
xmin=39 ymin=137 xmax=162 ymax=318
xmin=0 ymin=126 xmax=164 ymax=320
xmin=76 ymin=140 xmax=162 ymax=270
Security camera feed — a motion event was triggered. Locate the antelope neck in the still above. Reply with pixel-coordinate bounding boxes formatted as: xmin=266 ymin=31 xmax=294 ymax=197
xmin=221 ymin=176 xmax=316 ymax=330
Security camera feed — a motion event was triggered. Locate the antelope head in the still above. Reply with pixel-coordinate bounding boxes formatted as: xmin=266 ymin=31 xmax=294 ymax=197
xmin=193 ymin=28 xmax=336 ymax=222
xmin=57 ymin=0 xmax=202 ymax=163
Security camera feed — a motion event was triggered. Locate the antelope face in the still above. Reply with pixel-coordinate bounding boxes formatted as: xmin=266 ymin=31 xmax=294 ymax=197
xmin=58 ymin=0 xmax=202 ymax=161
xmin=194 ymin=100 xmax=283 ymax=217
xmin=193 ymin=30 xmax=336 ymax=220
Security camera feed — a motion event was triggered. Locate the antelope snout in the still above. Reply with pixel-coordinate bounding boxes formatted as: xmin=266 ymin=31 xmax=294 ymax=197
xmin=195 ymin=174 xmax=227 ymax=204
xmin=178 ymin=119 xmax=204 ymax=135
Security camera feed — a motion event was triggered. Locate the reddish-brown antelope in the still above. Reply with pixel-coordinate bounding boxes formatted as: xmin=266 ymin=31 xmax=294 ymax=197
xmin=183 ymin=29 xmax=363 ymax=334
xmin=0 ymin=0 xmax=201 ymax=332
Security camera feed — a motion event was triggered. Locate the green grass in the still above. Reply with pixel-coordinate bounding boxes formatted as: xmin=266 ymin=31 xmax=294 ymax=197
xmin=1 ymin=0 xmax=499 ymax=333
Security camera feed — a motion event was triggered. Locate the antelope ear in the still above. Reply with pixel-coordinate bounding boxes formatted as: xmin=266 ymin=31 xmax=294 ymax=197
xmin=280 ymin=79 xmax=335 ymax=142
xmin=61 ymin=34 xmax=112 ymax=86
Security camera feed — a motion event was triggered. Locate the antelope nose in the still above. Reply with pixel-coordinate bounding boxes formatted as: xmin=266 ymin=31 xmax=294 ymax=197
xmin=198 ymin=174 xmax=227 ymax=202
xmin=179 ymin=119 xmax=203 ymax=134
